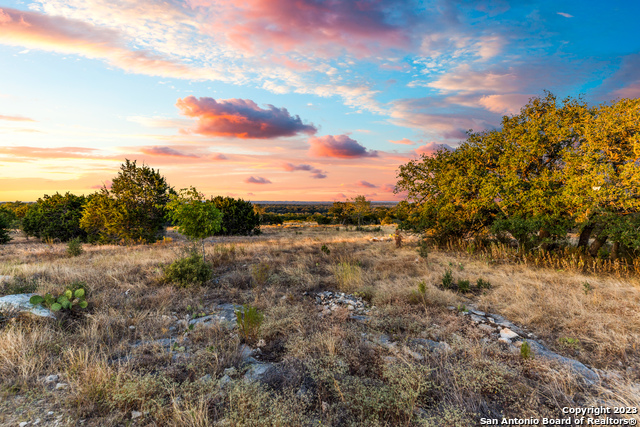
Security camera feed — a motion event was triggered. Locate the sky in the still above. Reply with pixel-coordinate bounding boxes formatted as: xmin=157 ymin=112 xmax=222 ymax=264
xmin=1 ymin=1 xmax=639 ymax=202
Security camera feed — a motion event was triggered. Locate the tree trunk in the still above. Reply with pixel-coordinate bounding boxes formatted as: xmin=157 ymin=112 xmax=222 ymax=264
xmin=577 ymin=222 xmax=595 ymax=250
xmin=202 ymin=239 xmax=206 ymax=263
xmin=539 ymin=228 xmax=551 ymax=250
xmin=589 ymin=233 xmax=608 ymax=257
xmin=610 ymin=241 xmax=620 ymax=261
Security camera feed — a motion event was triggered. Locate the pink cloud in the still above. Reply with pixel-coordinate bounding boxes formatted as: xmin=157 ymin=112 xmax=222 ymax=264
xmin=478 ymin=94 xmax=534 ymax=115
xmin=381 ymin=184 xmax=396 ymax=193
xmin=245 ymin=176 xmax=272 ymax=184
xmin=0 ymin=7 xmax=197 ymax=79
xmin=176 ymin=96 xmax=317 ymax=139
xmin=357 ymin=180 xmax=377 ymax=188
xmin=0 ymin=114 xmax=35 ymax=122
xmin=281 ymin=162 xmax=327 ymax=179
xmin=195 ymin=0 xmax=412 ymax=57
xmin=428 ymin=64 xmax=520 ymax=94
xmin=414 ymin=142 xmax=454 ymax=157
xmin=90 ymin=180 xmax=112 ymax=190
xmin=309 ymin=134 xmax=378 ymax=159
xmin=389 ymin=138 xmax=415 ymax=145
xmin=139 ymin=146 xmax=199 ymax=158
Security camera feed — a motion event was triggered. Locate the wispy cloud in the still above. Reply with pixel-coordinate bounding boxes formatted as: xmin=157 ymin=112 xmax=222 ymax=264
xmin=0 ymin=114 xmax=36 ymax=122
xmin=557 ymin=12 xmax=574 ymax=18
xmin=245 ymin=176 xmax=272 ymax=184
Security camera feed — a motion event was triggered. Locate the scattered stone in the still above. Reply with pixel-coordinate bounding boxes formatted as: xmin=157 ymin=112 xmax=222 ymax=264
xmin=526 ymin=340 xmax=599 ymax=384
xmin=244 ymin=362 xmax=276 ymax=383
xmin=470 ymin=314 xmax=485 ymax=323
xmin=19 ymin=422 xmax=28 ymax=427
xmin=188 ymin=303 xmax=241 ymax=329
xmin=382 ymin=356 xmax=398 ymax=364
xmin=409 ymin=338 xmax=450 ymax=352
xmin=313 ymin=291 xmax=371 ymax=316
xmin=403 ymin=346 xmax=424 ymax=361
xmin=55 ymin=383 xmax=68 ymax=390
xmin=130 ymin=338 xmax=175 ymax=349
xmin=468 ymin=309 xmax=486 ymax=316
xmin=199 ymin=374 xmax=212 ymax=382
xmin=0 ymin=294 xmax=56 ymax=319
xmin=131 ymin=411 xmax=143 ymax=419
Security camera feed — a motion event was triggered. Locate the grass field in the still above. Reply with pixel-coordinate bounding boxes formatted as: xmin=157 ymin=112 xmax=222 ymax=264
xmin=1 ymin=225 xmax=639 ymax=426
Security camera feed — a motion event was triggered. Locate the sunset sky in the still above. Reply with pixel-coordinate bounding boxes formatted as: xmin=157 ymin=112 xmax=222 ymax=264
xmin=1 ymin=1 xmax=639 ymax=202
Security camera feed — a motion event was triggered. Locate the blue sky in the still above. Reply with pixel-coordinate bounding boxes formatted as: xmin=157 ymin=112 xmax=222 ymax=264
xmin=1 ymin=0 xmax=639 ymax=201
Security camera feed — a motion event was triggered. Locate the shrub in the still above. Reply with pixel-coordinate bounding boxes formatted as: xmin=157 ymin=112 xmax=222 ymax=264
xmin=80 ymin=160 xmax=172 ymax=244
xmin=417 ymin=239 xmax=429 ymax=258
xmin=320 ymin=244 xmax=331 ymax=255
xmin=212 ymin=196 xmax=260 ymax=235
xmin=163 ymin=251 xmax=212 ymax=287
xmin=22 ymin=192 xmax=87 ymax=242
xmin=67 ymin=237 xmax=84 ymax=257
xmin=441 ymin=268 xmax=454 ymax=289
xmin=457 ymin=279 xmax=470 ymax=293
xmin=520 ymin=341 xmax=533 ymax=360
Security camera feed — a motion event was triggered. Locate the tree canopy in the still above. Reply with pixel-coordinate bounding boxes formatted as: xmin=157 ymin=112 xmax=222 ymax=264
xmin=396 ymin=93 xmax=640 ymax=258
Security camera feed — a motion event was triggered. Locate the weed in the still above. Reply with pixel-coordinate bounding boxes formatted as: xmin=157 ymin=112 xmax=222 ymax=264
xmin=457 ymin=279 xmax=470 ymax=293
xmin=235 ymin=304 xmax=264 ymax=343
xmin=520 ymin=340 xmax=533 ymax=360
xmin=66 ymin=237 xmax=84 ymax=257
xmin=457 ymin=304 xmax=467 ymax=313
xmin=320 ymin=244 xmax=331 ymax=255
xmin=558 ymin=337 xmax=580 ymax=349
xmin=441 ymin=268 xmax=454 ymax=289
xmin=417 ymin=239 xmax=429 ymax=258
xmin=332 ymin=262 xmax=363 ymax=292
xmin=163 ymin=250 xmax=212 ymax=287
xmin=476 ymin=278 xmax=492 ymax=289
xmin=0 ymin=277 xmax=37 ymax=296
xmin=583 ymin=281 xmax=593 ymax=295
xmin=251 ymin=261 xmax=271 ymax=287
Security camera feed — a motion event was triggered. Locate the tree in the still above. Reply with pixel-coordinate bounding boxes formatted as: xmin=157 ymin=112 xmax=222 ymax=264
xmin=166 ymin=187 xmax=223 ymax=261
xmin=80 ymin=160 xmax=172 ymax=243
xmin=350 ymin=195 xmax=371 ymax=226
xmin=0 ymin=206 xmax=13 ymax=244
xmin=22 ymin=193 xmax=88 ymax=242
xmin=212 ymin=196 xmax=261 ymax=235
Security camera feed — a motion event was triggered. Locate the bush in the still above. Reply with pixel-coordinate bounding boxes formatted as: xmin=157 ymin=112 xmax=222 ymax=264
xmin=80 ymin=160 xmax=172 ymax=244
xmin=212 ymin=196 xmax=260 ymax=235
xmin=235 ymin=304 xmax=264 ymax=343
xmin=22 ymin=192 xmax=87 ymax=242
xmin=441 ymin=269 xmax=454 ymax=289
xmin=457 ymin=279 xmax=470 ymax=292
xmin=476 ymin=278 xmax=492 ymax=289
xmin=163 ymin=251 xmax=212 ymax=287
xmin=67 ymin=237 xmax=84 ymax=257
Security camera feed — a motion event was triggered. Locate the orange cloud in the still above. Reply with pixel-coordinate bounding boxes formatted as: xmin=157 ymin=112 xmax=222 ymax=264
xmin=414 ymin=142 xmax=454 ymax=157
xmin=176 ymin=96 xmax=317 ymax=139
xmin=0 ymin=114 xmax=35 ymax=122
xmin=139 ymin=146 xmax=199 ymax=158
xmin=389 ymin=138 xmax=415 ymax=145
xmin=281 ymin=163 xmax=326 ymax=179
xmin=309 ymin=135 xmax=378 ymax=159
xmin=478 ymin=94 xmax=533 ymax=115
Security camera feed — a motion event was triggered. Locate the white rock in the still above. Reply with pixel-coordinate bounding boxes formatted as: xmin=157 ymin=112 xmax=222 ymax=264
xmin=44 ymin=374 xmax=59 ymax=384
xmin=478 ymin=324 xmax=495 ymax=333
xmin=129 ymin=325 xmax=135 ymax=330
xmin=500 ymin=328 xmax=519 ymax=340
xmin=19 ymin=422 xmax=28 ymax=427
xmin=55 ymin=383 xmax=68 ymax=390
xmin=131 ymin=411 xmax=143 ymax=419
xmin=498 ymin=337 xmax=511 ymax=344
xmin=0 ymin=294 xmax=56 ymax=319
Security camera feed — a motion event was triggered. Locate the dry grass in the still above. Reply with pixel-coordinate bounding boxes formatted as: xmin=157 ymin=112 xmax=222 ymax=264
xmin=0 ymin=225 xmax=638 ymax=425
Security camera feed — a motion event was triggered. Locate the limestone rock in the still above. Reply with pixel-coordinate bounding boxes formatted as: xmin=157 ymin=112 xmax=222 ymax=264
xmin=0 ymin=294 xmax=56 ymax=319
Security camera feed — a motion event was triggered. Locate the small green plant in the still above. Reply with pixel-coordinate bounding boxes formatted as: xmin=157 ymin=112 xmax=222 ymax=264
xmin=30 ymin=282 xmax=88 ymax=312
xmin=66 ymin=237 xmax=84 ymax=257
xmin=583 ymin=282 xmax=593 ymax=295
xmin=251 ymin=262 xmax=271 ymax=287
xmin=558 ymin=337 xmax=580 ymax=349
xmin=457 ymin=279 xmax=470 ymax=293
xmin=235 ymin=304 xmax=264 ymax=343
xmin=520 ymin=341 xmax=533 ymax=360
xmin=320 ymin=244 xmax=331 ymax=255
xmin=163 ymin=250 xmax=212 ymax=287
xmin=441 ymin=269 xmax=454 ymax=289
xmin=417 ymin=239 xmax=429 ymax=258
xmin=332 ymin=262 xmax=363 ymax=292
xmin=456 ymin=304 xmax=467 ymax=313
xmin=476 ymin=278 xmax=492 ymax=289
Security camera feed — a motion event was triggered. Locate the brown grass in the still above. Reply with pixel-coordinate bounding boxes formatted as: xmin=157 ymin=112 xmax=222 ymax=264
xmin=0 ymin=225 xmax=638 ymax=425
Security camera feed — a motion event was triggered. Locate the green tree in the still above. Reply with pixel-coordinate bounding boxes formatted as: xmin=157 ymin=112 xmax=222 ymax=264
xmin=350 ymin=195 xmax=372 ymax=226
xmin=212 ymin=196 xmax=261 ymax=235
xmin=166 ymin=187 xmax=223 ymax=261
xmin=22 ymin=192 xmax=88 ymax=242
xmin=0 ymin=206 xmax=13 ymax=244
xmin=80 ymin=159 xmax=172 ymax=243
